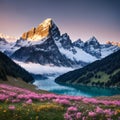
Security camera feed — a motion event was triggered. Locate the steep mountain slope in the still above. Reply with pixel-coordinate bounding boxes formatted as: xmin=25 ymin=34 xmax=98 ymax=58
xmin=12 ymin=37 xmax=76 ymax=67
xmin=0 ymin=51 xmax=34 ymax=83
xmin=55 ymin=50 xmax=120 ymax=87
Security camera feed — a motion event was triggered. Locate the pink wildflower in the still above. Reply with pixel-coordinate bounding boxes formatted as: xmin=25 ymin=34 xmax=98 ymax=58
xmin=104 ymin=109 xmax=114 ymax=116
xmin=96 ymin=106 xmax=104 ymax=114
xmin=26 ymin=99 xmax=32 ymax=104
xmin=53 ymin=99 xmax=70 ymax=105
xmin=12 ymin=99 xmax=20 ymax=103
xmin=8 ymin=105 xmax=15 ymax=110
xmin=64 ymin=113 xmax=72 ymax=120
xmin=82 ymin=116 xmax=86 ymax=120
xmin=88 ymin=111 xmax=96 ymax=117
xmin=67 ymin=106 xmax=78 ymax=112
xmin=76 ymin=112 xmax=82 ymax=119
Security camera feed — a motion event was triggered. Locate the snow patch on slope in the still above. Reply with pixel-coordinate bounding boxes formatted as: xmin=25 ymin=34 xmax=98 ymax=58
xmin=74 ymin=47 xmax=97 ymax=62
xmin=0 ymin=42 xmax=19 ymax=55
xmin=101 ymin=45 xmax=119 ymax=58
xmin=55 ymin=40 xmax=97 ymax=63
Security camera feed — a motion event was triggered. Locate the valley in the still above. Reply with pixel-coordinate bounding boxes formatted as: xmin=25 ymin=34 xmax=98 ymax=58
xmin=0 ymin=13 xmax=120 ymax=119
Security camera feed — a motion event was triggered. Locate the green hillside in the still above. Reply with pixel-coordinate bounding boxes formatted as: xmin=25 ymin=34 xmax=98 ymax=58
xmin=0 ymin=51 xmax=34 ymax=83
xmin=55 ymin=50 xmax=120 ymax=87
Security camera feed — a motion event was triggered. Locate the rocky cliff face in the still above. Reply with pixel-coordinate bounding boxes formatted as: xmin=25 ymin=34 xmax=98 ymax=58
xmin=12 ymin=37 xmax=78 ymax=67
xmin=83 ymin=37 xmax=101 ymax=58
xmin=21 ymin=18 xmax=60 ymax=41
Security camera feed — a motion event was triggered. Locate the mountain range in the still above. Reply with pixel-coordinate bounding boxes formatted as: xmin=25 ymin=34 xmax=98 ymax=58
xmin=0 ymin=18 xmax=120 ymax=68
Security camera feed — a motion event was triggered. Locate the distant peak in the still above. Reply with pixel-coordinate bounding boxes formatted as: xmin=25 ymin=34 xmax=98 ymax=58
xmin=87 ymin=36 xmax=99 ymax=43
xmin=85 ymin=36 xmax=100 ymax=47
xmin=75 ymin=39 xmax=83 ymax=43
xmin=62 ymin=33 xmax=69 ymax=37
xmin=106 ymin=41 xmax=120 ymax=47
xmin=0 ymin=33 xmax=18 ymax=42
xmin=73 ymin=39 xmax=84 ymax=48
xmin=90 ymin=36 xmax=97 ymax=41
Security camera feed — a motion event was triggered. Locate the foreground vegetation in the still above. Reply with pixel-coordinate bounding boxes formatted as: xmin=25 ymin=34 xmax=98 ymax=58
xmin=0 ymin=84 xmax=120 ymax=120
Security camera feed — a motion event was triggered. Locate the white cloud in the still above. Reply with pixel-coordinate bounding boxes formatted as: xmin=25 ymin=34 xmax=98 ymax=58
xmin=15 ymin=61 xmax=73 ymax=75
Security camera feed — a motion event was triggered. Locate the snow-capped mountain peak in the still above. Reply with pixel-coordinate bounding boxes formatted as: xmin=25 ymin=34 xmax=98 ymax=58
xmin=0 ymin=37 xmax=7 ymax=43
xmin=39 ymin=18 xmax=52 ymax=27
xmin=85 ymin=36 xmax=100 ymax=49
xmin=62 ymin=33 xmax=69 ymax=39
xmin=73 ymin=39 xmax=84 ymax=48
xmin=0 ymin=33 xmax=18 ymax=42
xmin=86 ymin=36 xmax=99 ymax=44
xmin=83 ymin=36 xmax=101 ymax=58
xmin=21 ymin=18 xmax=60 ymax=41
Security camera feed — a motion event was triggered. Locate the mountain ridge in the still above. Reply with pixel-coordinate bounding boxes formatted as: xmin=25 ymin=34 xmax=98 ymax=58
xmin=55 ymin=50 xmax=120 ymax=87
xmin=0 ymin=18 xmax=120 ymax=68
